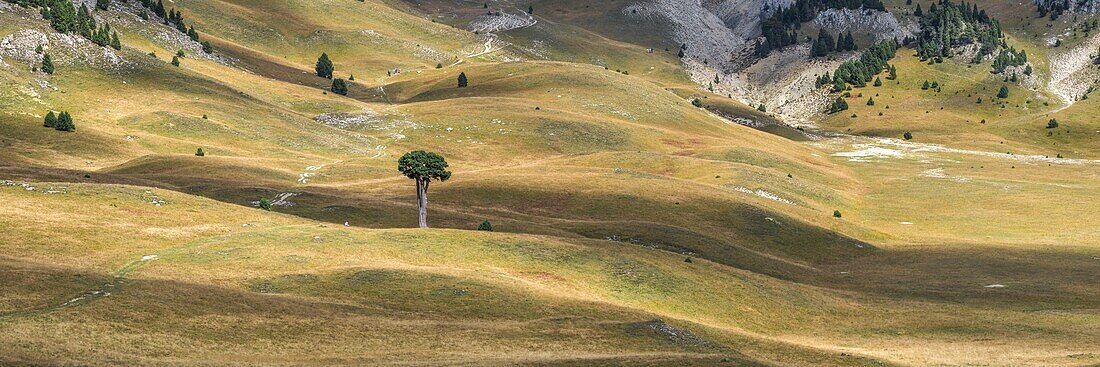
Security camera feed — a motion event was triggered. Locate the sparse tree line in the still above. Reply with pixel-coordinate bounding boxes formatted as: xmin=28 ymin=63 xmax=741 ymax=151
xmin=908 ymin=0 xmax=1001 ymax=65
xmin=315 ymin=52 xmax=471 ymax=96
xmin=11 ymin=0 xmax=122 ymax=53
xmin=1036 ymin=0 xmax=1070 ymax=20
xmin=138 ymin=0 xmax=213 ymax=54
xmin=810 ymin=29 xmax=858 ymax=57
xmin=757 ymin=0 xmax=885 ymax=56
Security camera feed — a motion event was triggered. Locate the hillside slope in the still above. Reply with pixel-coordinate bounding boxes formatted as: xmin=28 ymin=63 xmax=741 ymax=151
xmin=0 ymin=0 xmax=1098 ymax=366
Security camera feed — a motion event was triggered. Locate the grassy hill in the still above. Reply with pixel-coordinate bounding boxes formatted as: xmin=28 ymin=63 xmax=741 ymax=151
xmin=0 ymin=0 xmax=1098 ymax=366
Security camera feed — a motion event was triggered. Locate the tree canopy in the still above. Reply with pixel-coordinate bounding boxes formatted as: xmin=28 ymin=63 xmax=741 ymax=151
xmin=398 ymin=151 xmax=452 ymax=183
xmin=316 ymin=53 xmax=334 ymax=79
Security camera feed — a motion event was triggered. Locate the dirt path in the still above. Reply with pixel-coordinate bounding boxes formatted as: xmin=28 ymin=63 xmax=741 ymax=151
xmin=0 ymin=254 xmax=160 ymax=319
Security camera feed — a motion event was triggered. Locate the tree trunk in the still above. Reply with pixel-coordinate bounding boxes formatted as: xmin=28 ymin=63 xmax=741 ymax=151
xmin=417 ymin=179 xmax=429 ymax=228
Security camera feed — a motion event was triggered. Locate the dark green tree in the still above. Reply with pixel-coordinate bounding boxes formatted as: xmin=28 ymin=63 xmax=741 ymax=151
xmin=873 ymin=77 xmax=882 ymax=86
xmin=55 ymin=111 xmax=75 ymax=131
xmin=258 ymin=198 xmax=272 ymax=211
xmin=828 ymin=97 xmax=849 ymax=114
xmin=457 ymin=72 xmax=468 ymax=88
xmin=1046 ymin=119 xmax=1059 ymax=128
xmin=171 ymin=55 xmax=180 ymax=66
xmin=110 ymin=31 xmax=121 ymax=50
xmin=397 ymin=150 xmax=452 ymax=228
xmin=201 ymin=41 xmax=213 ymax=54
xmin=95 ymin=0 xmax=109 ymax=11
xmin=195 ymin=147 xmax=205 ymax=156
xmin=478 ymin=220 xmax=493 ymax=231
xmin=903 ymin=131 xmax=913 ymax=140
xmin=41 ymin=53 xmax=54 ymax=74
xmin=331 ymin=78 xmax=348 ymax=95
xmin=997 ymin=85 xmax=1009 ymax=98
xmin=48 ymin=0 xmax=78 ymax=34
xmin=867 ymin=97 xmax=875 ymax=106
xmin=186 ymin=25 xmax=199 ymax=42
xmin=315 ymin=52 xmax=334 ymax=79
xmin=43 ymin=111 xmax=57 ymax=128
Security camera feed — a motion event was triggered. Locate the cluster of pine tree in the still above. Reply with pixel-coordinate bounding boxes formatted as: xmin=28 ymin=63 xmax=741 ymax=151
xmin=11 ymin=0 xmax=121 ymax=51
xmin=42 ymin=111 xmax=75 ymax=132
xmin=1036 ymin=0 xmax=1070 ymax=20
xmin=991 ymin=46 xmax=1028 ymax=74
xmin=911 ymin=0 xmax=1000 ymax=63
xmin=810 ymin=30 xmax=858 ymax=57
xmin=757 ymin=0 xmax=885 ymax=56
xmin=829 ymin=39 xmax=898 ymax=89
xmin=828 ymin=97 xmax=849 ymax=114
xmin=138 ymin=0 xmax=212 ymax=53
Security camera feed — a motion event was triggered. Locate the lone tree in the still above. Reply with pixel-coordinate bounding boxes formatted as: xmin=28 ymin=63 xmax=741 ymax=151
xmin=997 ymin=85 xmax=1010 ymax=98
xmin=397 ymin=150 xmax=452 ymax=228
xmin=457 ymin=72 xmax=468 ymax=88
xmin=41 ymin=53 xmax=54 ymax=74
xmin=316 ymin=52 xmax=334 ymax=79
xmin=331 ymin=78 xmax=348 ymax=95
xmin=478 ymin=220 xmax=493 ymax=231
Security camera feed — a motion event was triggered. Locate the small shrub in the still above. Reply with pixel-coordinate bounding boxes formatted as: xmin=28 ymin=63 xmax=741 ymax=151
xmin=903 ymin=131 xmax=912 ymax=140
xmin=1047 ymin=119 xmax=1059 ymax=128
xmin=195 ymin=148 xmax=205 ymax=156
xmin=258 ymin=198 xmax=272 ymax=211
xmin=691 ymin=98 xmax=703 ymax=107
xmin=477 ymin=220 xmax=493 ymax=231
xmin=833 ymin=210 xmax=842 ymax=218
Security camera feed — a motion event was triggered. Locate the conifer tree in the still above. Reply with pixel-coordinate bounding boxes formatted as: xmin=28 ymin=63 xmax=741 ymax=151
xmin=171 ymin=55 xmax=180 ymax=67
xmin=457 ymin=72 xmax=468 ymax=88
xmin=110 ymin=31 xmax=121 ymax=50
xmin=478 ymin=220 xmax=493 ymax=231
xmin=331 ymin=78 xmax=348 ymax=95
xmin=55 ymin=111 xmax=75 ymax=131
xmin=187 ymin=25 xmax=199 ymax=41
xmin=41 ymin=53 xmax=54 ymax=74
xmin=201 ymin=41 xmax=213 ymax=54
xmin=48 ymin=0 xmax=78 ymax=34
xmin=315 ymin=52 xmax=334 ymax=79
xmin=43 ymin=111 xmax=57 ymax=128
xmin=997 ymin=85 xmax=1009 ymax=98
xmin=873 ymin=76 xmax=882 ymax=86
xmin=95 ymin=0 xmax=109 ymax=11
